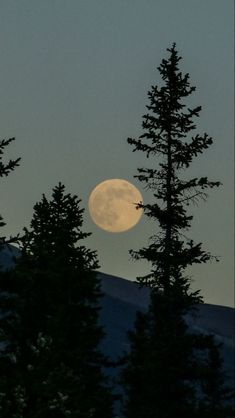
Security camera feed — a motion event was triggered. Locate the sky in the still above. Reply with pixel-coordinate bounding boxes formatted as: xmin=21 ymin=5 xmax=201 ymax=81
xmin=0 ymin=0 xmax=234 ymax=307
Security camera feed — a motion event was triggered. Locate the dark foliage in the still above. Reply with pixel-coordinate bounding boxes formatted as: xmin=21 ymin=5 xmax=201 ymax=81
xmin=0 ymin=137 xmax=21 ymax=249
xmin=0 ymin=183 xmax=114 ymax=417
xmin=121 ymin=44 xmax=234 ymax=417
xmin=0 ymin=137 xmax=20 ymax=178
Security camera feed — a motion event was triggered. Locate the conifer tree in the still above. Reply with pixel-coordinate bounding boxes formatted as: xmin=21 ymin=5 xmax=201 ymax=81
xmin=0 ymin=137 xmax=20 ymax=249
xmin=122 ymin=44 xmax=234 ymax=417
xmin=0 ymin=136 xmax=21 ymax=414
xmin=197 ymin=335 xmax=235 ymax=417
xmin=0 ymin=183 xmax=114 ymax=417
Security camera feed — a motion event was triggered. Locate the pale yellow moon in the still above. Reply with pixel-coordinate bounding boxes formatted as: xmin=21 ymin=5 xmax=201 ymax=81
xmin=88 ymin=179 xmax=143 ymax=233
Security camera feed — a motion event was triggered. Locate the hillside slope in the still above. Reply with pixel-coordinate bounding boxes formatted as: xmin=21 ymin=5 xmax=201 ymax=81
xmin=0 ymin=247 xmax=234 ymax=382
xmin=99 ymin=273 xmax=234 ymax=380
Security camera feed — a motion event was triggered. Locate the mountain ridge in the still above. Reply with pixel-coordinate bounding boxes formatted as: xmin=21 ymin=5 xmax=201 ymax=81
xmin=0 ymin=245 xmax=234 ymax=381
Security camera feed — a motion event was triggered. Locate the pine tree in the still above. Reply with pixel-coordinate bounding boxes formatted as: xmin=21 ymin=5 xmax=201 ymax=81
xmin=197 ymin=335 xmax=235 ymax=417
xmin=0 ymin=136 xmax=20 ymax=415
xmin=0 ymin=183 xmax=114 ymax=417
xmin=0 ymin=137 xmax=20 ymax=249
xmin=121 ymin=44 xmax=234 ymax=417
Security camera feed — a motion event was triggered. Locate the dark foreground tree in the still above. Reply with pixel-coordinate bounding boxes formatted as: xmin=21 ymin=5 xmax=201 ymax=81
xmin=0 ymin=183 xmax=114 ymax=417
xmin=121 ymin=44 xmax=234 ymax=417
xmin=0 ymin=136 xmax=21 ymax=413
xmin=0 ymin=137 xmax=20 ymax=250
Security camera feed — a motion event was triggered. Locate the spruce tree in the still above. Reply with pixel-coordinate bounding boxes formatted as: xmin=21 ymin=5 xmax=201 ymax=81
xmin=121 ymin=44 xmax=234 ymax=417
xmin=0 ymin=183 xmax=114 ymax=417
xmin=197 ymin=335 xmax=235 ymax=417
xmin=0 ymin=137 xmax=20 ymax=249
xmin=0 ymin=136 xmax=20 ymax=415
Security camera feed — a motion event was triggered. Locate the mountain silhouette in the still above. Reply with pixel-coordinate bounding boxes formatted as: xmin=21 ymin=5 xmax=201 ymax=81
xmin=0 ymin=245 xmax=234 ymax=386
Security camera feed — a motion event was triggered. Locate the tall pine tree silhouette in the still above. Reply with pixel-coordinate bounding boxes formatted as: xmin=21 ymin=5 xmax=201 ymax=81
xmin=121 ymin=44 xmax=234 ymax=417
xmin=0 ymin=183 xmax=114 ymax=417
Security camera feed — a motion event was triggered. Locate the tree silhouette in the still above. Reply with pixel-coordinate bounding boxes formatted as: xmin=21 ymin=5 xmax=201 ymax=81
xmin=121 ymin=44 xmax=234 ymax=417
xmin=0 ymin=183 xmax=114 ymax=417
xmin=0 ymin=137 xmax=20 ymax=249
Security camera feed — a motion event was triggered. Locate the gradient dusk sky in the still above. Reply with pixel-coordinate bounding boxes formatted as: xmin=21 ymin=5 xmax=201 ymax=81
xmin=0 ymin=0 xmax=234 ymax=306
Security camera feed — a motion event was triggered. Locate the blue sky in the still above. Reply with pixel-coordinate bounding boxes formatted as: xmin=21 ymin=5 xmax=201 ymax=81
xmin=0 ymin=0 xmax=234 ymax=306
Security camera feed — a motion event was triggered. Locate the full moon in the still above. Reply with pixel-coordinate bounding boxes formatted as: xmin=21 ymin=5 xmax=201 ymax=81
xmin=88 ymin=179 xmax=143 ymax=233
